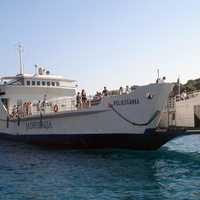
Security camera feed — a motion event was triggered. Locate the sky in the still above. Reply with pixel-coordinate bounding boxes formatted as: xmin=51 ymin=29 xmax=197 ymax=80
xmin=1 ymin=0 xmax=200 ymax=94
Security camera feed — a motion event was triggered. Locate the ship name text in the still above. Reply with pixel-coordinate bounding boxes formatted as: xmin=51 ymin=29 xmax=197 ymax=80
xmin=113 ymin=98 xmax=139 ymax=106
xmin=26 ymin=121 xmax=53 ymax=129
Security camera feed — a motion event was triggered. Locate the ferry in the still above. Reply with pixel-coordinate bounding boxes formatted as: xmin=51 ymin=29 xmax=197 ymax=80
xmin=0 ymin=51 xmax=200 ymax=149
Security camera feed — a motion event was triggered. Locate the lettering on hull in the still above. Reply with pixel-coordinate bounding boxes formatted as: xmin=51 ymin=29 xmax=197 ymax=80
xmin=113 ymin=98 xmax=139 ymax=106
xmin=26 ymin=121 xmax=53 ymax=129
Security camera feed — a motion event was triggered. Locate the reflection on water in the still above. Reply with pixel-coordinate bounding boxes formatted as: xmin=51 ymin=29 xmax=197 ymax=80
xmin=0 ymin=135 xmax=199 ymax=200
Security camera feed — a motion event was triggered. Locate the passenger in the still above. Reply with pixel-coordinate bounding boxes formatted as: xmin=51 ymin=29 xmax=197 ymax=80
xmin=95 ymin=92 xmax=102 ymax=101
xmin=76 ymin=92 xmax=81 ymax=108
xmin=41 ymin=100 xmax=45 ymax=107
xmin=12 ymin=105 xmax=17 ymax=118
xmin=125 ymin=85 xmax=130 ymax=94
xmin=16 ymin=105 xmax=22 ymax=117
xmin=17 ymin=105 xmax=21 ymax=117
xmin=25 ymin=102 xmax=29 ymax=116
xmin=181 ymin=90 xmax=187 ymax=100
xmin=102 ymin=87 xmax=108 ymax=96
xmin=130 ymin=86 xmax=135 ymax=92
xmin=40 ymin=94 xmax=47 ymax=112
xmin=95 ymin=91 xmax=102 ymax=100
xmin=16 ymin=105 xmax=19 ymax=115
xmin=81 ymin=89 xmax=87 ymax=107
xmin=119 ymin=87 xmax=123 ymax=95
xmin=91 ymin=92 xmax=101 ymax=106
xmin=41 ymin=95 xmax=47 ymax=111
xmin=43 ymin=94 xmax=47 ymax=102
xmin=28 ymin=102 xmax=32 ymax=115
xmin=148 ymin=93 xmax=153 ymax=99
xmin=23 ymin=102 xmax=26 ymax=117
xmin=36 ymin=100 xmax=40 ymax=112
xmin=41 ymin=100 xmax=46 ymax=113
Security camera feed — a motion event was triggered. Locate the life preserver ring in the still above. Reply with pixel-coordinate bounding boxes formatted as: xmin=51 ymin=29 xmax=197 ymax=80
xmin=54 ymin=104 xmax=58 ymax=112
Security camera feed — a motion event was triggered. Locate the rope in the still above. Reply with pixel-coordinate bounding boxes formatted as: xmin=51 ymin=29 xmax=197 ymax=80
xmin=110 ymin=104 xmax=160 ymax=126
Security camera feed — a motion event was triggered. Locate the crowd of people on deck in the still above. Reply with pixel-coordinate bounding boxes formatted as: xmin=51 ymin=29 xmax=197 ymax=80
xmin=76 ymin=85 xmax=134 ymax=108
xmin=76 ymin=89 xmax=86 ymax=109
xmin=10 ymin=84 xmax=135 ymax=118
xmin=11 ymin=102 xmax=33 ymax=119
xmin=119 ymin=85 xmax=131 ymax=95
xmin=76 ymin=87 xmax=109 ymax=108
xmin=10 ymin=95 xmax=49 ymax=119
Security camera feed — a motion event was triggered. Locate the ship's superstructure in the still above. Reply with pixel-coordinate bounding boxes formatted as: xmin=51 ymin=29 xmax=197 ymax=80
xmin=0 ymin=65 xmax=77 ymax=115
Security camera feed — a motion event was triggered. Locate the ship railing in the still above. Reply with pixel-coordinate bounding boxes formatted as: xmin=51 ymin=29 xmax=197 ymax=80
xmin=28 ymin=95 xmax=103 ymax=116
xmin=8 ymin=90 xmax=135 ymax=119
xmin=31 ymin=96 xmax=77 ymax=116
xmin=8 ymin=96 xmax=77 ymax=119
xmin=31 ymin=95 xmax=107 ymax=115
xmin=175 ymin=90 xmax=200 ymax=102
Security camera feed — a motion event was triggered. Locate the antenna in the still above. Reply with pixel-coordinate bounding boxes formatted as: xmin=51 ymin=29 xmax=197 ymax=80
xmin=157 ymin=69 xmax=160 ymax=79
xmin=156 ymin=68 xmax=160 ymax=83
xmin=178 ymin=75 xmax=181 ymax=98
xmin=18 ymin=44 xmax=24 ymax=74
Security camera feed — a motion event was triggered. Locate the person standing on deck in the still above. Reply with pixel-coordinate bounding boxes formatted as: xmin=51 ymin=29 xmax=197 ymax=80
xmin=76 ymin=92 xmax=81 ymax=108
xmin=102 ymin=87 xmax=108 ymax=96
xmin=36 ymin=100 xmax=40 ymax=112
xmin=125 ymin=85 xmax=130 ymax=94
xmin=119 ymin=87 xmax=123 ymax=95
xmin=81 ymin=89 xmax=87 ymax=107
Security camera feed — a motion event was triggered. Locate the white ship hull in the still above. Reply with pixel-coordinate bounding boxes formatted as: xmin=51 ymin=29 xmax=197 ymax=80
xmin=0 ymin=83 xmax=175 ymax=149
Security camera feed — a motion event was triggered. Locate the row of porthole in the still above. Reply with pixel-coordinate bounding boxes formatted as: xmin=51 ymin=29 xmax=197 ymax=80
xmin=26 ymin=80 xmax=60 ymax=87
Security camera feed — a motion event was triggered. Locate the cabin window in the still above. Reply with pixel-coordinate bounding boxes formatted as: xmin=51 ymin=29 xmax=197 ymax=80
xmin=32 ymin=81 xmax=35 ymax=86
xmin=52 ymin=82 xmax=55 ymax=86
xmin=27 ymin=81 xmax=30 ymax=86
xmin=47 ymin=81 xmax=50 ymax=86
xmin=56 ymin=82 xmax=60 ymax=86
xmin=37 ymin=81 xmax=40 ymax=86
xmin=42 ymin=81 xmax=46 ymax=86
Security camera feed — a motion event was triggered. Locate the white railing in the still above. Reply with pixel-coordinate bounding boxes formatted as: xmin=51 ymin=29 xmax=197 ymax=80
xmin=31 ymin=96 xmax=77 ymax=115
xmin=175 ymin=90 xmax=200 ymax=102
xmin=8 ymin=96 xmax=77 ymax=119
xmin=8 ymin=91 xmax=135 ymax=119
xmin=9 ymin=95 xmax=104 ymax=119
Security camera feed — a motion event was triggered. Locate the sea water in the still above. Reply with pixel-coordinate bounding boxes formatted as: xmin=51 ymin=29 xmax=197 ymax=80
xmin=0 ymin=135 xmax=200 ymax=200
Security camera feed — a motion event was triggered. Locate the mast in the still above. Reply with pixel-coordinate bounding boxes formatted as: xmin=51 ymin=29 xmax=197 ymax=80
xmin=157 ymin=69 xmax=160 ymax=80
xmin=156 ymin=68 xmax=160 ymax=83
xmin=178 ymin=76 xmax=181 ymax=98
xmin=18 ymin=44 xmax=24 ymax=74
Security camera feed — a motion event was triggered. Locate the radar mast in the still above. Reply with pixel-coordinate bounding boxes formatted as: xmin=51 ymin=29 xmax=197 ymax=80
xmin=18 ymin=44 xmax=24 ymax=75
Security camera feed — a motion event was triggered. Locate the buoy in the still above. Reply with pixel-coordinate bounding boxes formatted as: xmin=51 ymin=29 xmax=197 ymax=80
xmin=54 ymin=104 xmax=58 ymax=112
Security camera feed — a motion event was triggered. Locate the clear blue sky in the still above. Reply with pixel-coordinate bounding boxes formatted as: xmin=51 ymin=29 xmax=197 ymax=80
xmin=1 ymin=0 xmax=200 ymax=94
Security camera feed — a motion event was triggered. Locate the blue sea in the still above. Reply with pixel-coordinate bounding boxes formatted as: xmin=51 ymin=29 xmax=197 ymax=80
xmin=0 ymin=136 xmax=200 ymax=200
